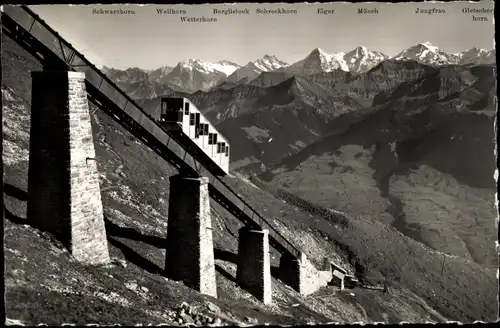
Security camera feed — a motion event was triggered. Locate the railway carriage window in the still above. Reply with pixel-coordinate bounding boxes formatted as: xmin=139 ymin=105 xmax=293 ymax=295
xmin=213 ymin=134 xmax=218 ymax=145
xmin=221 ymin=142 xmax=226 ymax=153
xmin=189 ymin=114 xmax=195 ymax=125
xmin=195 ymin=113 xmax=200 ymax=127
xmin=217 ymin=143 xmax=221 ymax=153
xmin=225 ymin=146 xmax=229 ymax=157
xmin=194 ymin=114 xmax=200 ymax=138
xmin=203 ymin=124 xmax=209 ymax=136
xmin=208 ymin=133 xmax=214 ymax=145
xmin=184 ymin=102 xmax=190 ymax=115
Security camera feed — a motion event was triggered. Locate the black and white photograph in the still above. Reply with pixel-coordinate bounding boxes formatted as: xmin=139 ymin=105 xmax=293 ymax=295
xmin=2 ymin=2 xmax=497 ymax=325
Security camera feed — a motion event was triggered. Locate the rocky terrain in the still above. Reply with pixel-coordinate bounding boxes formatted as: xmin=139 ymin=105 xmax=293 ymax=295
xmin=2 ymin=26 xmax=498 ymax=327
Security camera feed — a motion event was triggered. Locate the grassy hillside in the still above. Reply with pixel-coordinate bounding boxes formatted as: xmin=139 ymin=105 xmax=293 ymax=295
xmin=223 ymin=174 xmax=497 ymax=322
xmin=260 ymin=100 xmax=497 ymax=269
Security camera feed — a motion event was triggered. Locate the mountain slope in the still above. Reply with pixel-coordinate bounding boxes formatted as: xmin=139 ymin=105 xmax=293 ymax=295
xmin=224 ymin=173 xmax=496 ymax=323
xmin=259 ymin=63 xmax=497 ymax=270
xmin=174 ymin=61 xmax=483 ymax=174
xmin=248 ymin=71 xmax=295 ymax=88
xmin=147 ymin=65 xmax=174 ymax=83
xmin=103 ymin=66 xmax=182 ymax=99
xmin=102 ymin=66 xmax=150 ymax=84
xmin=2 ymin=35 xmax=467 ymax=325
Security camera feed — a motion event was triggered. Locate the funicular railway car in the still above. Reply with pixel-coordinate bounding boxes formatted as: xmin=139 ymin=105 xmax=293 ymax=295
xmin=157 ymin=97 xmax=230 ymax=176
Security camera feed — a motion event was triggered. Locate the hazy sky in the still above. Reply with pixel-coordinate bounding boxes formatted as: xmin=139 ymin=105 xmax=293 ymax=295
xmin=28 ymin=2 xmax=495 ymax=70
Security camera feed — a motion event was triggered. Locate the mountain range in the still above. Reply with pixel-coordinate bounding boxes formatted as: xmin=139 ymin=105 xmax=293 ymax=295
xmin=135 ymin=46 xmax=497 ymax=278
xmin=3 ymin=27 xmax=497 ymax=325
xmin=103 ymin=42 xmax=495 ymax=97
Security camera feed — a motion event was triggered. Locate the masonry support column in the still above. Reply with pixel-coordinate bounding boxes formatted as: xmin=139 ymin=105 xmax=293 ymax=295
xmin=236 ymin=228 xmax=272 ymax=304
xmin=279 ymin=252 xmax=301 ymax=292
xmin=165 ymin=174 xmax=217 ymax=298
xmin=279 ymin=252 xmax=331 ymax=296
xmin=27 ymin=71 xmax=110 ymax=265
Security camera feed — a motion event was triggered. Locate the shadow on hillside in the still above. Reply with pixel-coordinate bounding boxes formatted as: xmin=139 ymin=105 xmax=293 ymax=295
xmin=3 ymin=205 xmax=27 ymax=225
xmin=107 ymin=235 xmax=165 ymax=275
xmin=4 ymin=183 xmax=28 ymax=201
xmin=104 ymin=216 xmax=166 ymax=248
xmin=3 ymin=183 xmax=28 ymax=225
xmin=214 ymin=248 xmax=238 ymax=263
xmin=3 ymin=183 xmax=287 ymax=287
xmin=214 ymin=248 xmax=284 ymax=281
xmin=215 ymin=264 xmax=237 ymax=284
xmin=104 ymin=219 xmax=253 ymax=283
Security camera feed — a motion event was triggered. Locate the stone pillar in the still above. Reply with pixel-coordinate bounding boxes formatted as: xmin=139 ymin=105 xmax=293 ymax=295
xmin=279 ymin=252 xmax=330 ymax=295
xmin=165 ymin=175 xmax=217 ymax=298
xmin=27 ymin=71 xmax=110 ymax=265
xmin=279 ymin=252 xmax=301 ymax=292
xmin=236 ymin=228 xmax=272 ymax=304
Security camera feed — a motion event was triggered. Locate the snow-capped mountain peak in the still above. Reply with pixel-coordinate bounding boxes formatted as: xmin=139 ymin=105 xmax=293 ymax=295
xmin=176 ymin=58 xmax=240 ymax=76
xmin=307 ymin=48 xmax=346 ymax=62
xmin=298 ymin=47 xmax=348 ymax=72
xmin=457 ymin=47 xmax=495 ymax=65
xmin=212 ymin=60 xmax=241 ymax=75
xmin=178 ymin=58 xmax=203 ymax=69
xmin=220 ymin=54 xmax=289 ymax=84
xmin=252 ymin=54 xmax=289 ymax=71
xmin=106 ymin=42 xmax=496 ymax=94
xmin=393 ymin=41 xmax=452 ymax=65
xmin=418 ymin=41 xmax=439 ymax=52
xmin=351 ymin=46 xmax=368 ymax=55
xmin=262 ymin=54 xmax=279 ymax=61
xmin=310 ymin=47 xmax=329 ymax=57
xmin=343 ymin=46 xmax=388 ymax=72
xmin=462 ymin=47 xmax=487 ymax=56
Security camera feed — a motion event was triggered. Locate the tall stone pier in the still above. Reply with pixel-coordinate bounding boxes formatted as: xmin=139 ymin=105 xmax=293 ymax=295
xmin=278 ymin=253 xmax=301 ymax=292
xmin=236 ymin=228 xmax=272 ymax=304
xmin=27 ymin=71 xmax=110 ymax=265
xmin=165 ymin=175 xmax=217 ymax=298
xmin=279 ymin=252 xmax=332 ymax=295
